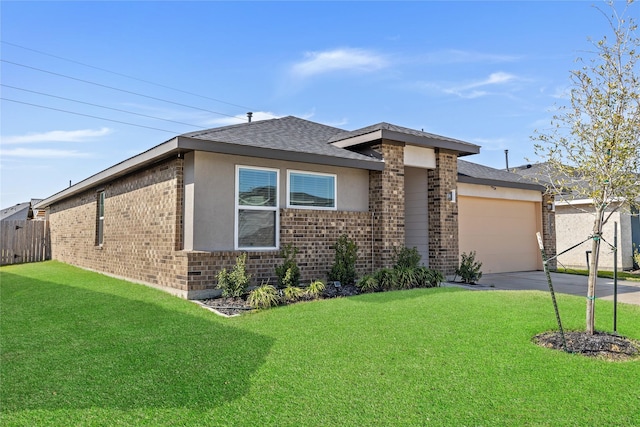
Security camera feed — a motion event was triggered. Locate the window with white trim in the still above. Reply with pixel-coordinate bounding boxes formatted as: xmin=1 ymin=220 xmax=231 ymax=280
xmin=287 ymin=170 xmax=336 ymax=209
xmin=236 ymin=166 xmax=279 ymax=249
xmin=96 ymin=191 xmax=105 ymax=245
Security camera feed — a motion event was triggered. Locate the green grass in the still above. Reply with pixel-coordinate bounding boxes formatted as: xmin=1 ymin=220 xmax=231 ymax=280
xmin=2 ymin=261 xmax=639 ymax=426
xmin=556 ymin=267 xmax=640 ymax=282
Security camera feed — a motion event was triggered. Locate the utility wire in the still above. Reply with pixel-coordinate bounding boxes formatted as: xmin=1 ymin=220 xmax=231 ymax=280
xmin=1 ymin=59 xmax=246 ymax=121
xmin=1 ymin=40 xmax=268 ymax=115
xmin=1 ymin=84 xmax=207 ymax=129
xmin=1 ymin=98 xmax=180 ymax=134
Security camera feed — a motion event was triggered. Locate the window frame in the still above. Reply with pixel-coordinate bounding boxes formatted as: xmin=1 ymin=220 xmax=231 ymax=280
xmin=96 ymin=190 xmax=105 ymax=246
xmin=235 ymin=165 xmax=280 ymax=251
xmin=286 ymin=170 xmax=337 ymax=210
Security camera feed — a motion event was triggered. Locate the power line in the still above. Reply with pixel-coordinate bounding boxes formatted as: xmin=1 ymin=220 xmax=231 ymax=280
xmin=1 ymin=40 xmax=266 ymax=114
xmin=1 ymin=84 xmax=207 ymax=129
xmin=1 ymin=98 xmax=181 ymax=134
xmin=1 ymin=59 xmax=246 ymax=121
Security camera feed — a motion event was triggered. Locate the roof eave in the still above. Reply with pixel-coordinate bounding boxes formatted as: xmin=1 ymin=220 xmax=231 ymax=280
xmin=35 ymin=136 xmax=383 ymax=209
xmin=331 ymin=129 xmax=480 ymax=156
xmin=457 ymin=175 xmax=545 ymax=192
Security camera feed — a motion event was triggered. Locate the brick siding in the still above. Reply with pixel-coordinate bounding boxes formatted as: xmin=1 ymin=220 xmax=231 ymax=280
xmin=427 ymin=149 xmax=459 ymax=275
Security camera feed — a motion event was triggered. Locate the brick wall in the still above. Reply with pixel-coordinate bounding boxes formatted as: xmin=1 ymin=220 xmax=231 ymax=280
xmin=427 ymin=149 xmax=459 ymax=275
xmin=49 ymin=158 xmax=185 ymax=292
xmin=368 ymin=140 xmax=405 ymax=269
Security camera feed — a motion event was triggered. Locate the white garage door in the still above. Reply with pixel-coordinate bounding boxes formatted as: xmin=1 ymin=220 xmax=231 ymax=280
xmin=458 ymin=196 xmax=542 ymax=274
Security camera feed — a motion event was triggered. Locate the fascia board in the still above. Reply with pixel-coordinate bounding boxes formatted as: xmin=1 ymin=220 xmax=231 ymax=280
xmin=457 ymin=175 xmax=544 ymax=192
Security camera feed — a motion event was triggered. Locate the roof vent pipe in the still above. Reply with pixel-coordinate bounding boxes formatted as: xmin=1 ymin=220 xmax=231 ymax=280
xmin=504 ymin=149 xmax=509 ymax=172
xmin=247 ymin=112 xmax=253 ymax=123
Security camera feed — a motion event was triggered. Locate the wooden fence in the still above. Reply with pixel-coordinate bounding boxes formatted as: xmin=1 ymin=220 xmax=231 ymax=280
xmin=0 ymin=220 xmax=50 ymax=266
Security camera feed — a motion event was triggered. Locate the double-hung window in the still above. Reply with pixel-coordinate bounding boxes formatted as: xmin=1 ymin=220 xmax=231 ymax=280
xmin=287 ymin=170 xmax=336 ymax=209
xmin=236 ymin=166 xmax=279 ymax=250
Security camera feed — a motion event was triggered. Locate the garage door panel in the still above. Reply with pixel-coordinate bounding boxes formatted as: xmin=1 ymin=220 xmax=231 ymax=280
xmin=459 ymin=196 xmax=542 ymax=274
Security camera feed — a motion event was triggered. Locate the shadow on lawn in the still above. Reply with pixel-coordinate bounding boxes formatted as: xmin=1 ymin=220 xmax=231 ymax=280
xmin=351 ymin=286 xmax=462 ymax=304
xmin=0 ymin=272 xmax=274 ymax=412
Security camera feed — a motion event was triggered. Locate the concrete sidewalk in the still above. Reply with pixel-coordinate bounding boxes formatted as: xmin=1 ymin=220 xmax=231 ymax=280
xmin=446 ymin=271 xmax=640 ymax=306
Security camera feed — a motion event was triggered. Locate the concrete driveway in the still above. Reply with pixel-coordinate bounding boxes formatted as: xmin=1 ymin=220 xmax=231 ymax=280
xmin=448 ymin=271 xmax=640 ymax=306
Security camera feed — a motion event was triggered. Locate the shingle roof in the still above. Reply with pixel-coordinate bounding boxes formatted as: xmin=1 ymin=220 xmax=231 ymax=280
xmin=457 ymin=159 xmax=543 ymax=191
xmin=328 ymin=122 xmax=480 ymax=155
xmin=182 ymin=116 xmax=379 ymax=163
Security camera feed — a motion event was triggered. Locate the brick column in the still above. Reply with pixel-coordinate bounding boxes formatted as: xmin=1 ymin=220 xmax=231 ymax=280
xmin=369 ymin=140 xmax=405 ymax=269
xmin=427 ymin=149 xmax=459 ymax=275
xmin=542 ymin=193 xmax=557 ymax=270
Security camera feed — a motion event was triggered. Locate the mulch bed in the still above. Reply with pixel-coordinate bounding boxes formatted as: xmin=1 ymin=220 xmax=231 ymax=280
xmin=199 ymin=284 xmax=361 ymax=317
xmin=534 ymin=330 xmax=640 ymax=361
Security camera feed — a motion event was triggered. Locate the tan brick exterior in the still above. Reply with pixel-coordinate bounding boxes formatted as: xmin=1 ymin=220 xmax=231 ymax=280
xmin=427 ymin=149 xmax=459 ymax=275
xmin=368 ymin=140 xmax=405 ymax=268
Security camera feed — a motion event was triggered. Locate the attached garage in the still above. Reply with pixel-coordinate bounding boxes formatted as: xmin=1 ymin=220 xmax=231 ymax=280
xmin=457 ymin=161 xmax=546 ymax=274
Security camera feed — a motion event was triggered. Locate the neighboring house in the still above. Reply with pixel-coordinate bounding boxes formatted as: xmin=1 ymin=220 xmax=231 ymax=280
xmin=512 ymin=162 xmax=640 ymax=271
xmin=0 ymin=199 xmax=44 ymax=222
xmin=35 ymin=116 xmax=554 ymax=299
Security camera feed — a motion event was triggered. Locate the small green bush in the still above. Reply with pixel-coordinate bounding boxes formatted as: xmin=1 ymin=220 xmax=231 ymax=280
xmin=633 ymin=244 xmax=640 ymax=270
xmin=305 ymin=280 xmax=326 ymax=299
xmin=282 ymin=284 xmax=305 ymax=303
xmin=374 ymin=268 xmax=396 ymax=291
xmin=328 ymin=235 xmax=358 ymax=286
xmin=414 ymin=266 xmax=443 ymax=288
xmin=248 ymin=283 xmax=280 ymax=309
xmin=394 ymin=266 xmax=416 ymax=289
xmin=217 ymin=253 xmax=252 ymax=298
xmin=456 ymin=251 xmax=483 ymax=284
xmin=393 ymin=246 xmax=422 ymax=269
xmin=275 ymin=244 xmax=300 ymax=288
xmin=356 ymin=274 xmax=379 ymax=293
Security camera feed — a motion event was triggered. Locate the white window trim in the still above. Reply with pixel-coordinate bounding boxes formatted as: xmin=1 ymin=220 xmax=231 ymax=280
xmin=97 ymin=191 xmax=105 ymax=246
xmin=235 ymin=165 xmax=280 ymax=251
xmin=286 ymin=169 xmax=337 ymax=210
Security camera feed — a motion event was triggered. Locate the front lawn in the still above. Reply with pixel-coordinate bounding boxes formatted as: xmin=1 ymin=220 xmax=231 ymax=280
xmin=1 ymin=261 xmax=639 ymax=426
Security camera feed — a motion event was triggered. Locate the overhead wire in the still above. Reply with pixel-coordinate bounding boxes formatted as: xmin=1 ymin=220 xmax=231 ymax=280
xmin=1 ymin=98 xmax=181 ymax=134
xmin=1 ymin=40 xmax=269 ymax=115
xmin=1 ymin=59 xmax=247 ymax=121
xmin=1 ymin=84 xmax=207 ymax=129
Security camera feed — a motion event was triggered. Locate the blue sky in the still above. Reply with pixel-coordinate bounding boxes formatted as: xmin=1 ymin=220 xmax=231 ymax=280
xmin=0 ymin=1 xmax=632 ymax=208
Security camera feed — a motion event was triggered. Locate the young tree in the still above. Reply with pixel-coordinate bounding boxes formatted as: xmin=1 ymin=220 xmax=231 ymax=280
xmin=533 ymin=1 xmax=640 ymax=334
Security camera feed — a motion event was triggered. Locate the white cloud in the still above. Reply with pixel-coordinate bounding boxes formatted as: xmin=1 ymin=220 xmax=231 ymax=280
xmin=0 ymin=148 xmax=91 ymax=158
xmin=472 ymin=137 xmax=510 ymax=150
xmin=291 ymin=48 xmax=388 ymax=78
xmin=441 ymin=72 xmax=518 ymax=98
xmin=2 ymin=128 xmax=111 ymax=144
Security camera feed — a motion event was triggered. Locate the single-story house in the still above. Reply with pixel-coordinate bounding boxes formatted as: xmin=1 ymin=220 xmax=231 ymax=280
xmin=512 ymin=162 xmax=640 ymax=271
xmin=1 ymin=199 xmax=44 ymax=222
xmin=35 ymin=116 xmax=554 ymax=298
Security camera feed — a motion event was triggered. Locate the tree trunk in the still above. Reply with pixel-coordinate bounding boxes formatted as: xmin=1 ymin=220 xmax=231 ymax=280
xmin=586 ymin=207 xmax=604 ymax=335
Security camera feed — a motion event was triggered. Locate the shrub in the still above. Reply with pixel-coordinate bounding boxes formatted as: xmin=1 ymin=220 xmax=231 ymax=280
xmin=456 ymin=251 xmax=483 ymax=284
xmin=633 ymin=244 xmax=640 ymax=270
xmin=374 ymin=268 xmax=396 ymax=291
xmin=217 ymin=253 xmax=251 ymax=298
xmin=356 ymin=274 xmax=379 ymax=293
xmin=328 ymin=235 xmax=358 ymax=286
xmin=305 ymin=280 xmax=326 ymax=299
xmin=394 ymin=266 xmax=416 ymax=289
xmin=275 ymin=244 xmax=300 ymax=288
xmin=248 ymin=283 xmax=280 ymax=309
xmin=414 ymin=267 xmax=444 ymax=288
xmin=393 ymin=246 xmax=422 ymax=269
xmin=282 ymin=284 xmax=305 ymax=303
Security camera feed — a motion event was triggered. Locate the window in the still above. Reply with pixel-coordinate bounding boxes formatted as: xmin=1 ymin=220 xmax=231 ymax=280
xmin=236 ymin=166 xmax=279 ymax=249
xmin=287 ymin=170 xmax=336 ymax=209
xmin=96 ymin=191 xmax=105 ymax=245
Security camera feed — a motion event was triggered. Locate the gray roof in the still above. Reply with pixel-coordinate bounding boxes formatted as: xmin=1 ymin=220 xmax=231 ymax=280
xmin=329 ymin=122 xmax=480 ymax=156
xmin=0 ymin=199 xmax=41 ymax=221
xmin=458 ymin=159 xmax=543 ymax=191
xmin=183 ymin=116 xmax=380 ymax=163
